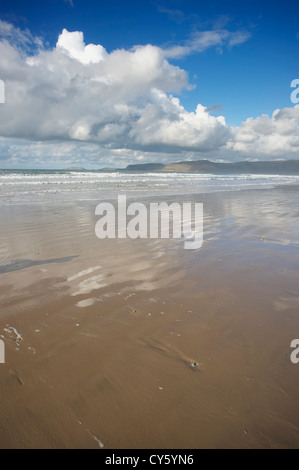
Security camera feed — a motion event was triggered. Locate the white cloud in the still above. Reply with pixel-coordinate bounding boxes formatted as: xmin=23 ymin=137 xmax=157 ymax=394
xmin=227 ymin=106 xmax=299 ymax=157
xmin=130 ymin=94 xmax=230 ymax=151
xmin=0 ymin=21 xmax=298 ymax=167
xmin=57 ymin=29 xmax=107 ymax=64
xmin=0 ymin=24 xmax=202 ymax=148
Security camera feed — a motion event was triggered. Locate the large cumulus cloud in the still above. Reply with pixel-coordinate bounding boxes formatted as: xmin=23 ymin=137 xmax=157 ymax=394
xmin=0 ymin=20 xmax=298 ymax=167
xmin=226 ymin=106 xmax=299 ymax=158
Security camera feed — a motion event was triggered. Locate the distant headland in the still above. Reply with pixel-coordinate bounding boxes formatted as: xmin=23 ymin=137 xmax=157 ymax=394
xmin=123 ymin=159 xmax=299 ymax=174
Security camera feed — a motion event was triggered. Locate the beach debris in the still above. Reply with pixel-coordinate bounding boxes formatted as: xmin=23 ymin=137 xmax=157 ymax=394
xmin=92 ymin=435 xmax=105 ymax=448
xmin=9 ymin=369 xmax=24 ymax=386
xmin=86 ymin=427 xmax=105 ymax=448
xmin=158 ymin=386 xmax=164 ymax=390
xmin=160 ymin=311 xmax=166 ymax=315
xmin=132 ymin=309 xmax=137 ymax=313
xmin=4 ymin=327 xmax=23 ymax=345
xmin=140 ymin=337 xmax=200 ymax=372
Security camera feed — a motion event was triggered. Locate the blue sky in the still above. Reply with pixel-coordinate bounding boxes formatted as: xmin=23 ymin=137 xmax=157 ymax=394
xmin=0 ymin=0 xmax=298 ymax=168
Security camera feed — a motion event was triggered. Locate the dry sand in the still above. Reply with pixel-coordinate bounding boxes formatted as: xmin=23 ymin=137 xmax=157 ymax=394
xmin=0 ymin=186 xmax=299 ymax=448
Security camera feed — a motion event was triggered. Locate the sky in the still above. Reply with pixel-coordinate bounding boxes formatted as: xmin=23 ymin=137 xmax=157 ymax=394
xmin=0 ymin=0 xmax=298 ymax=168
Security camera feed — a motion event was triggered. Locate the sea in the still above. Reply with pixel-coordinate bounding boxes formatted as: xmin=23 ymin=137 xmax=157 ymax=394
xmin=1 ymin=169 xmax=299 ymax=206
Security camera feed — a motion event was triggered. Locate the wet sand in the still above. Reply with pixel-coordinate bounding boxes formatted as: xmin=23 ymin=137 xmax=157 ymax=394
xmin=0 ymin=186 xmax=299 ymax=448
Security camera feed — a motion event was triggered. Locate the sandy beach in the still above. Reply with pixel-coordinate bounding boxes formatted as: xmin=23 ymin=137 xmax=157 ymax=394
xmin=0 ymin=185 xmax=299 ymax=448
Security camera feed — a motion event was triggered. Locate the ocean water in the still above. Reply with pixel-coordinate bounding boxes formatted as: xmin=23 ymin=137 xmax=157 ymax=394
xmin=1 ymin=169 xmax=299 ymax=206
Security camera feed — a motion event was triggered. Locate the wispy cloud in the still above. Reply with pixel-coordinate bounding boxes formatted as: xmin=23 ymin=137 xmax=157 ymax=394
xmin=158 ymin=6 xmax=186 ymax=24
xmin=164 ymin=29 xmax=251 ymax=58
xmin=0 ymin=19 xmax=43 ymax=52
